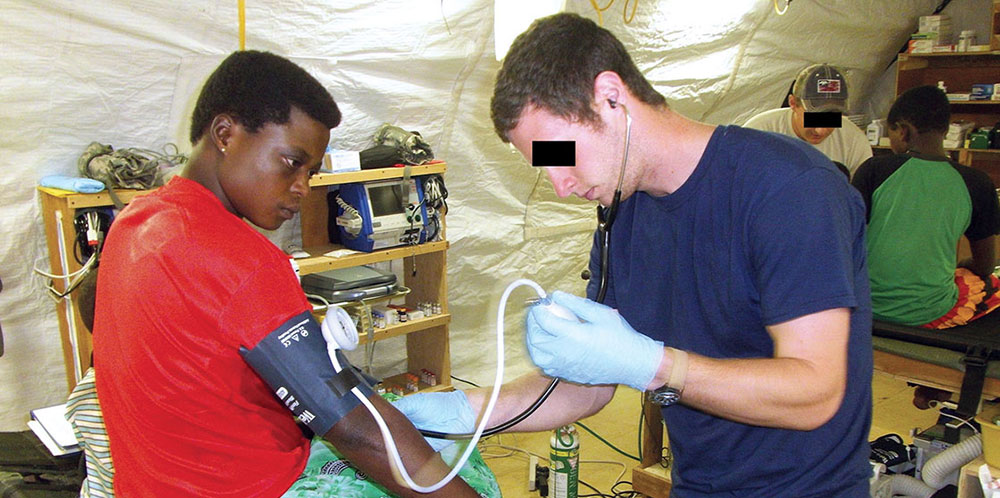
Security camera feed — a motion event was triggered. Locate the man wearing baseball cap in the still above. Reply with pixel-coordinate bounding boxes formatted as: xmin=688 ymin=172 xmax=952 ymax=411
xmin=745 ymin=63 xmax=872 ymax=176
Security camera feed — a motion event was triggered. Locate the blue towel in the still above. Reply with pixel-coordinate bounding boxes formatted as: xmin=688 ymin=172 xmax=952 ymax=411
xmin=40 ymin=175 xmax=105 ymax=193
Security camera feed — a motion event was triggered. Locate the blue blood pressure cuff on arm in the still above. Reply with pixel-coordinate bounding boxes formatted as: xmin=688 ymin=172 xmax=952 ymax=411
xmin=240 ymin=311 xmax=375 ymax=436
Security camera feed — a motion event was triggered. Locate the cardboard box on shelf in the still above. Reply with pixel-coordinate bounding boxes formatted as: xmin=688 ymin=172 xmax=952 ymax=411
xmin=909 ymin=39 xmax=935 ymax=53
xmin=919 ymin=14 xmax=951 ymax=32
xmin=971 ymin=84 xmax=995 ymax=101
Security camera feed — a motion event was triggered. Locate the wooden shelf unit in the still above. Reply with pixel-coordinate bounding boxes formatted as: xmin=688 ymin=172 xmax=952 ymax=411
xmin=300 ymin=161 xmax=452 ymax=395
xmin=38 ymin=162 xmax=452 ymax=395
xmin=871 ymin=145 xmax=1000 ymax=169
xmin=632 ymin=397 xmax=672 ymax=498
xmin=957 ymin=454 xmax=999 ymax=498
xmin=38 ymin=186 xmax=156 ymax=390
xmin=992 ymin=0 xmax=1000 ymax=52
xmin=895 ymin=51 xmax=1000 ymax=183
xmin=896 ymin=51 xmax=1000 ymax=130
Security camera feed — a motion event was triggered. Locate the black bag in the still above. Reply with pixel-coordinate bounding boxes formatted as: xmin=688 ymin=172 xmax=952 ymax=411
xmin=359 ymin=144 xmax=406 ymax=170
xmin=988 ymin=120 xmax=1000 ymax=149
xmin=0 ymin=431 xmax=84 ymax=497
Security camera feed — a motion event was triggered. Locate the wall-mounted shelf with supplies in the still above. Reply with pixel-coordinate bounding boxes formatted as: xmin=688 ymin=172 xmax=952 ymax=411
xmin=895 ymin=51 xmax=1000 ymax=183
xmin=299 ymin=161 xmax=452 ymax=396
xmin=39 ymin=161 xmax=452 ymax=396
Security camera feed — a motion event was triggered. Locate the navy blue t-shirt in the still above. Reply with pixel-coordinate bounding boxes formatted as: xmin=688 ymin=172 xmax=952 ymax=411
xmin=587 ymin=126 xmax=873 ymax=497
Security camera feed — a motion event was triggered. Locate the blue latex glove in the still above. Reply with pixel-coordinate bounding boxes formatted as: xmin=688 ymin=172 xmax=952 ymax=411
xmin=391 ymin=390 xmax=474 ymax=454
xmin=526 ymin=291 xmax=664 ymax=391
xmin=39 ymin=175 xmax=105 ymax=193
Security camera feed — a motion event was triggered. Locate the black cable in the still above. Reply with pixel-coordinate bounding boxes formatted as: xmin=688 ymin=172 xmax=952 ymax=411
xmin=422 ymin=189 xmax=618 ymax=442
xmin=611 ymin=480 xmax=639 ymax=498
xmin=637 ymin=395 xmax=644 ymax=460
xmin=660 ymin=445 xmax=672 ymax=468
xmin=425 ymin=212 xmax=441 ymax=242
xmin=74 ymin=210 xmax=97 ymax=265
xmin=447 ymin=375 xmax=642 ymax=464
xmin=72 ymin=208 xmax=112 ymax=265
xmin=74 ymin=232 xmax=88 ymax=266
xmin=418 ymin=378 xmax=559 ymax=439
xmin=449 ymin=375 xmax=480 ymax=388
xmin=580 ymin=480 xmax=639 ymax=498
xmin=578 ymin=479 xmax=612 ymax=497
xmin=423 ymin=174 xmax=448 ymax=215
xmin=46 ymin=262 xmax=97 ymax=300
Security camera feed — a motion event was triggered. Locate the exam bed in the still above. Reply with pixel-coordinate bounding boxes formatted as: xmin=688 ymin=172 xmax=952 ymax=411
xmin=872 ymin=310 xmax=1000 ymax=442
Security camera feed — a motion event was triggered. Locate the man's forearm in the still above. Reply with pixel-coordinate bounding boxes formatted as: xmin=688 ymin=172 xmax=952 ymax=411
xmin=325 ymin=394 xmax=479 ymax=497
xmin=674 ymin=353 xmax=846 ymax=430
xmin=648 ymin=309 xmax=850 ymax=431
xmin=464 ymin=371 xmax=616 ymax=433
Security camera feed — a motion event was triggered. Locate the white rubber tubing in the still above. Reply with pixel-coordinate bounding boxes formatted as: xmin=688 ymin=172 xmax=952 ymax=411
xmin=324 ymin=278 xmax=546 ymax=493
xmin=921 ymin=433 xmax=982 ymax=490
xmin=886 ymin=474 xmax=936 ymax=498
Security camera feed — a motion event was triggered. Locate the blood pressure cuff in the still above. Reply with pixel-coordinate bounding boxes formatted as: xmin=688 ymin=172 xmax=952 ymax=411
xmin=239 ymin=311 xmax=375 ymax=437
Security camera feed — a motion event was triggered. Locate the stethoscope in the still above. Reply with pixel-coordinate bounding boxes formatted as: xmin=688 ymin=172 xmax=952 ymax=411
xmin=419 ymin=100 xmax=632 ymax=440
xmin=595 ymin=99 xmax=631 ymax=302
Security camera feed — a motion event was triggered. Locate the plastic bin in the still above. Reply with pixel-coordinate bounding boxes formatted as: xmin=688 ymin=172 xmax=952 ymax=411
xmin=976 ymin=402 xmax=1000 ymax=468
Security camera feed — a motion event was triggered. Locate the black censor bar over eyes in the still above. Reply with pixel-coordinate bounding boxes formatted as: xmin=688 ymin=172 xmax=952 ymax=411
xmin=803 ymin=112 xmax=842 ymax=128
xmin=532 ymin=141 xmax=576 ymax=167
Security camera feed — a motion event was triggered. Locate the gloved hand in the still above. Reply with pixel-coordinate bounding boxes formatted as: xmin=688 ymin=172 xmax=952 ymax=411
xmin=391 ymin=390 xmax=475 ymax=453
xmin=526 ymin=291 xmax=664 ymax=391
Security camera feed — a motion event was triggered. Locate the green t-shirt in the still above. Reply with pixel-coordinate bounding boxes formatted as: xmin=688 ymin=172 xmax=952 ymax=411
xmin=852 ymin=154 xmax=1000 ymax=325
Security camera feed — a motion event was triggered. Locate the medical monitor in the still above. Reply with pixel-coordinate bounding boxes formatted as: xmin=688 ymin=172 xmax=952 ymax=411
xmin=364 ymin=180 xmax=409 ymax=230
xmin=368 ymin=182 xmax=406 ymax=218
xmin=335 ymin=176 xmax=429 ymax=252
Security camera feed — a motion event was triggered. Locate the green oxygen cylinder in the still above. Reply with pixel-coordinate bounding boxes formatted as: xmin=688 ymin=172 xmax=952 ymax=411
xmin=549 ymin=424 xmax=580 ymax=498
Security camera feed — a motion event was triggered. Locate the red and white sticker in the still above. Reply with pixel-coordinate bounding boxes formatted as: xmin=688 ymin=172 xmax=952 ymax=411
xmin=816 ymin=79 xmax=842 ymax=94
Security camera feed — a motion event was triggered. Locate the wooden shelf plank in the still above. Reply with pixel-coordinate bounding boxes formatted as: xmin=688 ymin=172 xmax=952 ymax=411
xmin=360 ymin=314 xmax=451 ymax=344
xmin=871 ymin=145 xmax=1000 ymax=155
xmin=632 ymin=465 xmax=671 ymax=498
xmin=38 ymin=187 xmax=154 ymax=209
xmin=901 ymin=50 xmax=1000 ymax=58
xmin=949 ymin=100 xmax=1000 ymax=105
xmin=38 ymin=162 xmax=448 ymax=208
xmin=381 ymin=372 xmax=452 ymax=396
xmin=295 ymin=240 xmax=449 ymax=275
xmin=309 ymin=161 xmax=446 ymax=187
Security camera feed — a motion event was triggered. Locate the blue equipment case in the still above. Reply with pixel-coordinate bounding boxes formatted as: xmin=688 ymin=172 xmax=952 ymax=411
xmin=335 ymin=176 xmax=429 ymax=252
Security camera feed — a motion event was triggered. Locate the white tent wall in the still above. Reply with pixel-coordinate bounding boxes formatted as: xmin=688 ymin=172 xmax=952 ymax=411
xmin=0 ymin=0 xmax=991 ymax=430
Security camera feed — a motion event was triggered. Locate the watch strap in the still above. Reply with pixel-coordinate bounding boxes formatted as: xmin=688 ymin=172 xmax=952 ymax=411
xmin=667 ymin=347 xmax=688 ymax=395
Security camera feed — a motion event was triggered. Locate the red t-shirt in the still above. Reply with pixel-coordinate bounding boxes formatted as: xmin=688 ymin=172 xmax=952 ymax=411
xmin=93 ymin=176 xmax=311 ymax=497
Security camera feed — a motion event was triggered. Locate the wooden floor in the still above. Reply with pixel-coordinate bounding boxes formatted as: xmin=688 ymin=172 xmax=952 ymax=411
xmin=482 ymin=371 xmax=942 ymax=497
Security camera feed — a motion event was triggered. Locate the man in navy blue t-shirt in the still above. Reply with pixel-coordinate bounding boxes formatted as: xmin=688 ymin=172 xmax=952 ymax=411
xmin=394 ymin=13 xmax=872 ymax=497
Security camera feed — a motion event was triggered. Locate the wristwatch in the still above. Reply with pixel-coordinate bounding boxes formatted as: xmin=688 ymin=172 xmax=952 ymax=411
xmin=647 ymin=385 xmax=682 ymax=406
xmin=647 ymin=348 xmax=688 ymax=406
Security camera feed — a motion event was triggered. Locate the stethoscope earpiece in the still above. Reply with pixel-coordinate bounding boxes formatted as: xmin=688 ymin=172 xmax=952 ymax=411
xmin=595 ymin=97 xmax=631 ymax=303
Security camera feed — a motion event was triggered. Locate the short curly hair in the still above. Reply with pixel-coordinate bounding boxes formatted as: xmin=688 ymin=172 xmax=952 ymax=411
xmin=490 ymin=13 xmax=666 ymax=143
xmin=887 ymin=85 xmax=950 ymax=134
xmin=189 ymin=50 xmax=341 ymax=144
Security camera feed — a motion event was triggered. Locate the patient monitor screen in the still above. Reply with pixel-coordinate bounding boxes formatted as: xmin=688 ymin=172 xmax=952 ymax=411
xmin=368 ymin=183 xmax=405 ymax=218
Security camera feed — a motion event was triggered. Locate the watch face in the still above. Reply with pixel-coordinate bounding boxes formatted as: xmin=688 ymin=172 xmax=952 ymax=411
xmin=648 ymin=387 xmax=680 ymax=406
